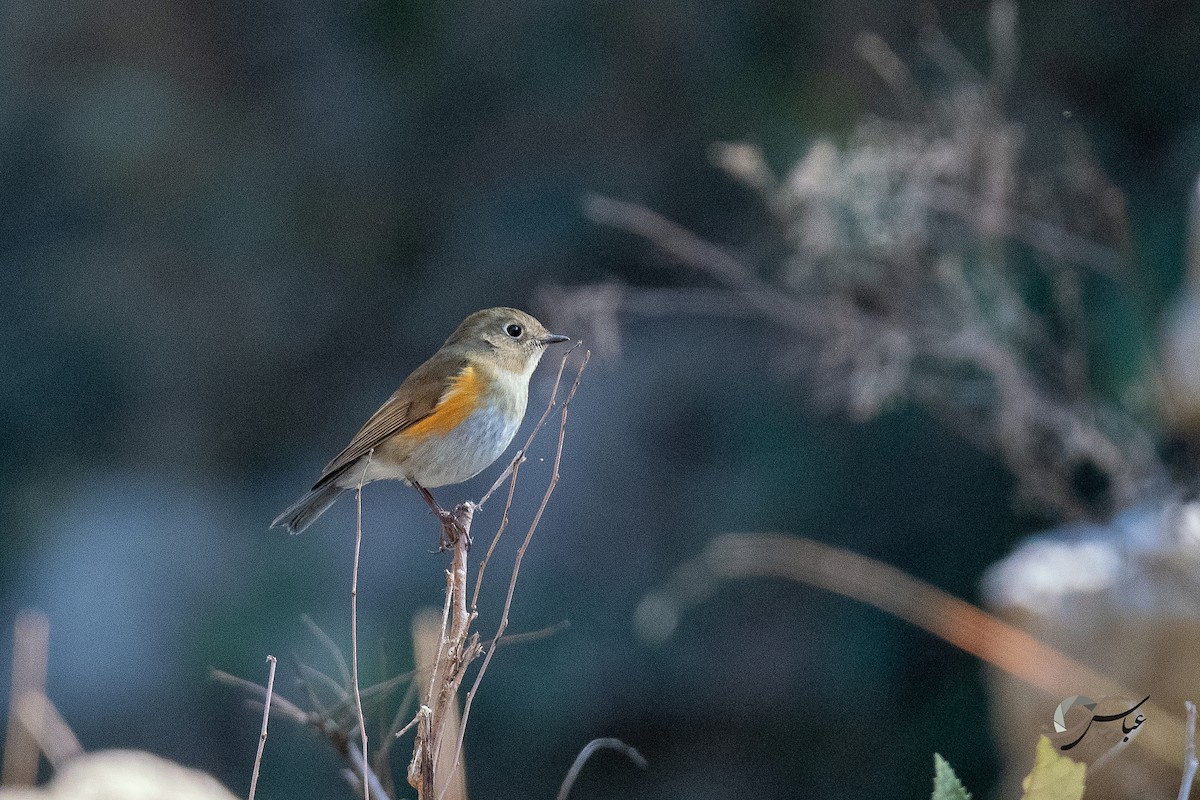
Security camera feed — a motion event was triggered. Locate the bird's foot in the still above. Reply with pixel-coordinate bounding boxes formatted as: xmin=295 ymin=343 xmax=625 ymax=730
xmin=436 ymin=510 xmax=472 ymax=551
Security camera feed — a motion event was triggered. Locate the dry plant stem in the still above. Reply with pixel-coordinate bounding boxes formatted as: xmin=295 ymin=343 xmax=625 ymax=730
xmin=650 ymin=533 xmax=1186 ymax=768
xmin=295 ymin=659 xmax=350 ymax=705
xmin=3 ymin=609 xmax=50 ymax=786
xmin=448 ymin=352 xmax=590 ymax=790
xmin=556 ymin=738 xmax=647 ymax=800
xmin=408 ymin=503 xmax=477 ymax=800
xmin=1181 ymin=701 xmax=1198 ymax=800
xmin=353 ymin=452 xmax=373 ymax=800
xmin=247 ymin=655 xmax=278 ymax=800
xmin=411 ymin=608 xmax=467 ymax=800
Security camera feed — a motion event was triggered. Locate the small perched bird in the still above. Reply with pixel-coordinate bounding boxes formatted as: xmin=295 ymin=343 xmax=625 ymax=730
xmin=272 ymin=307 xmax=570 ymax=534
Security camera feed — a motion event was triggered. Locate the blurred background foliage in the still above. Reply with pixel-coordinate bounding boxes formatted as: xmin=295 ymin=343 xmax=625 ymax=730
xmin=1 ymin=0 xmax=1199 ymax=798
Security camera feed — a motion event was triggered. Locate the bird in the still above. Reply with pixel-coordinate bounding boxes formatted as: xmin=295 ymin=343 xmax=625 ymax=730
xmin=271 ymin=307 xmax=570 ymax=535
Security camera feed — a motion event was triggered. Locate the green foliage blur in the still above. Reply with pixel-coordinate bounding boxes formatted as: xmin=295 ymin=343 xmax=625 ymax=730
xmin=1 ymin=1 xmax=1197 ymax=798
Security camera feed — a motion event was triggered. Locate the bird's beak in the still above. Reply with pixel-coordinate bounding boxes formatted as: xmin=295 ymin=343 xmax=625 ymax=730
xmin=540 ymin=333 xmax=571 ymax=345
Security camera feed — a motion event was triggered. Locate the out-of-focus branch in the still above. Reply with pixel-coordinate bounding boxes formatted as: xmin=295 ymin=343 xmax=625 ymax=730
xmin=12 ymin=691 xmax=83 ymax=769
xmin=210 ymin=667 xmax=393 ymax=800
xmin=3 ymin=609 xmax=51 ymax=785
xmin=635 ymin=532 xmax=1185 ymax=768
xmin=570 ymin=22 xmax=1161 ymax=522
xmin=583 ymin=195 xmax=820 ymax=334
xmin=555 ymin=738 xmax=647 ymax=800
xmin=573 ymin=187 xmax=1160 ymax=519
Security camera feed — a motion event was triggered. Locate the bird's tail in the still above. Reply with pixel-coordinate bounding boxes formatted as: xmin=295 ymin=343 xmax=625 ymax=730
xmin=270 ymin=482 xmax=345 ymax=534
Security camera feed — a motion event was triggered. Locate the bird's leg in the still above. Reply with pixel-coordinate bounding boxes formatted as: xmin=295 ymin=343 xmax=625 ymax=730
xmin=413 ymin=481 xmax=470 ymax=550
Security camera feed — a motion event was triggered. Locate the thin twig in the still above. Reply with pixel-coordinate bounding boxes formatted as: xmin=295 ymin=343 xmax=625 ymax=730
xmin=376 ymin=678 xmax=420 ymax=791
xmin=352 ymin=450 xmax=374 ymax=800
xmin=472 ymin=342 xmax=581 ymax=611
xmin=248 ymin=655 xmax=278 ymax=800
xmin=556 ymin=738 xmax=648 ymax=800
xmin=471 ymin=468 xmax=522 ymax=615
xmin=393 ymin=713 xmax=423 ymax=741
xmin=584 ymin=195 xmax=814 ymax=332
xmin=451 ymin=352 xmax=590 ymax=781
xmin=1180 ymin=700 xmax=1198 ymax=800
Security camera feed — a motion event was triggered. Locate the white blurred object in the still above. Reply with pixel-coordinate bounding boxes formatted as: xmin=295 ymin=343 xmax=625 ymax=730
xmin=983 ymin=499 xmax=1200 ymax=800
xmin=0 ymin=750 xmax=237 ymax=800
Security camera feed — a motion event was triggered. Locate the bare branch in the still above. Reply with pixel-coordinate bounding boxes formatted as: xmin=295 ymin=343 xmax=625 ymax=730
xmin=579 ymin=186 xmax=1157 ymax=520
xmin=247 ymin=655 xmax=278 ymax=800
xmin=210 ymin=669 xmax=309 ymax=725
xmin=556 ymin=738 xmax=648 ymax=800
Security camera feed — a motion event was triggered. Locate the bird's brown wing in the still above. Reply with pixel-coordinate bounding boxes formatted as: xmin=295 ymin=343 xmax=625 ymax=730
xmin=315 ymin=354 xmax=469 ymax=487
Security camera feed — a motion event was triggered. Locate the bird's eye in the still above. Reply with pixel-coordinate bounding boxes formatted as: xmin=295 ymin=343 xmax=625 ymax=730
xmin=505 ymin=323 xmax=523 ymax=338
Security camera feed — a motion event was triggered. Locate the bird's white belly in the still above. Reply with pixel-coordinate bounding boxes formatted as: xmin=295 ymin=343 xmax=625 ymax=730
xmin=405 ymin=404 xmax=522 ymax=487
xmin=339 ymin=405 xmax=521 ymax=490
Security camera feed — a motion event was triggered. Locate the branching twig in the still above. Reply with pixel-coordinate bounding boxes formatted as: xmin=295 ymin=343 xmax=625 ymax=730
xmin=556 ymin=738 xmax=648 ymax=800
xmin=449 ymin=352 xmax=590 ymax=788
xmin=572 ymin=24 xmax=1161 ymax=522
xmin=247 ymin=655 xmax=277 ymax=800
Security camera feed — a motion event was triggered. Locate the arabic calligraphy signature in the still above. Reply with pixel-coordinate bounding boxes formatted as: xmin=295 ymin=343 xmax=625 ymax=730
xmin=1057 ymin=695 xmax=1149 ymax=751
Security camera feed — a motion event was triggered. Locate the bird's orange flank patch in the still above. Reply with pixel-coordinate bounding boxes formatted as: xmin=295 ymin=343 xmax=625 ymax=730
xmin=406 ymin=365 xmax=483 ymax=438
